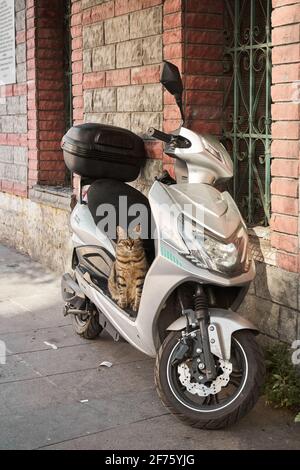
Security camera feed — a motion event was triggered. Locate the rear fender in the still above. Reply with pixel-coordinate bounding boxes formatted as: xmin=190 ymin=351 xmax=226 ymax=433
xmin=167 ymin=308 xmax=258 ymax=360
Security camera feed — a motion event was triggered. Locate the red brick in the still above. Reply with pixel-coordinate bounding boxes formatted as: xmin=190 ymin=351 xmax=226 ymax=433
xmin=186 ymin=0 xmax=223 ymax=13
xmin=186 ymin=90 xmax=223 ymax=106
xmin=163 ymin=12 xmax=182 ymax=30
xmin=185 ymin=59 xmax=224 ymax=75
xmin=163 ymin=29 xmax=183 ymax=45
xmin=271 ymin=139 xmax=300 ymax=158
xmin=38 ymin=90 xmax=64 ymax=101
xmin=186 ymin=13 xmax=223 ymax=29
xmin=185 ymin=75 xmax=223 ymax=91
xmin=271 ymin=232 xmax=298 ymax=254
xmin=277 ymin=252 xmax=299 ymax=273
xmin=13 ymin=83 xmax=27 ymax=95
xmin=73 ymin=108 xmax=84 ymax=120
xmin=13 ymin=183 xmax=28 ymax=198
xmin=186 ymin=105 xmax=222 ymax=121
xmin=39 ymin=111 xmax=65 ymax=121
xmin=271 ymin=159 xmax=298 ymax=177
xmin=39 ymin=121 xmax=65 ymax=131
xmin=188 ymin=120 xmax=222 ymax=135
xmin=272 ymin=4 xmax=300 ymax=27
xmin=272 ymin=24 xmax=300 ymax=45
xmin=40 ymin=151 xmax=63 ymax=161
xmin=83 ymin=72 xmax=105 ymax=89
xmin=142 ymin=0 xmax=161 ymax=7
xmin=271 ymin=177 xmax=299 ymax=197
xmin=16 ymin=31 xmax=26 ymax=44
xmin=38 ymin=80 xmax=64 ymax=91
xmin=270 ymin=213 xmax=298 ymax=235
xmin=106 ymin=69 xmax=131 ymax=87
xmin=272 ymin=43 xmax=300 ymax=64
xmin=38 ymin=69 xmax=64 ymax=81
xmin=73 ymin=96 xmax=84 ymax=109
xmin=271 ymin=195 xmax=298 ymax=216
xmin=271 ymin=83 xmax=299 ymax=101
xmin=131 ymin=65 xmax=160 ymax=85
xmin=164 ymin=0 xmax=181 ymax=15
xmin=72 ymin=84 xmax=83 ymax=96
xmin=272 ymin=102 xmax=300 ymax=120
xmin=90 ymin=1 xmax=114 ymax=24
xmin=71 ymin=25 xmax=82 ymax=38
xmin=72 ymin=49 xmax=83 ymax=62
xmin=164 ymin=104 xmax=181 ymax=120
xmin=163 ymin=119 xmax=182 ymax=132
xmin=40 ymin=141 xmax=61 ymax=151
xmin=39 ymin=170 xmax=65 ymax=183
xmin=272 ymin=121 xmax=300 ymax=139
xmin=186 ymin=44 xmax=223 ymax=60
xmin=39 ymin=100 xmax=64 ymax=111
xmin=71 ymin=12 xmax=82 ymax=27
xmin=39 ymin=161 xmax=65 ymax=171
xmin=164 ymin=43 xmax=183 ymax=59
xmin=72 ymin=1 xmax=82 ymax=15
xmin=115 ymin=0 xmax=140 ymax=15
xmin=185 ymin=30 xmax=224 ymax=45
xmin=72 ymin=73 xmax=83 ymax=85
xmin=72 ymin=61 xmax=83 ymax=74
xmin=72 ymin=37 xmax=83 ymax=51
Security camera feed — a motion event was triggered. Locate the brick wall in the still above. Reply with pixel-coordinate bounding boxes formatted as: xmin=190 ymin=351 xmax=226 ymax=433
xmin=270 ymin=0 xmax=300 ymax=273
xmin=0 ymin=0 xmax=28 ymax=197
xmin=183 ymin=0 xmax=225 ymax=136
xmin=27 ymin=0 xmax=66 ymax=187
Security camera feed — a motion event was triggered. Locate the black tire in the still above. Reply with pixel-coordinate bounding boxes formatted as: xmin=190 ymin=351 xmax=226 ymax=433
xmin=72 ymin=311 xmax=103 ymax=339
xmin=155 ymin=330 xmax=265 ymax=429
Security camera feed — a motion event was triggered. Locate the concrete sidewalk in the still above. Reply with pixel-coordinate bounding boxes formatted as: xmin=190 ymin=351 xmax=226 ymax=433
xmin=0 ymin=244 xmax=299 ymax=450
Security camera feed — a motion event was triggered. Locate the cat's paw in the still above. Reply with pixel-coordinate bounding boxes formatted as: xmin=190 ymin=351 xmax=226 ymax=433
xmin=132 ymin=302 xmax=140 ymax=313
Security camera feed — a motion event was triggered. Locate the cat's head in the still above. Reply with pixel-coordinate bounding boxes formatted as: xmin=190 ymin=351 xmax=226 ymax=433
xmin=116 ymin=225 xmax=143 ymax=251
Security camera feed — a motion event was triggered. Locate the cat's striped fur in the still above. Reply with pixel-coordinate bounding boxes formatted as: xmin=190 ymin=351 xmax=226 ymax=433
xmin=108 ymin=225 xmax=148 ymax=313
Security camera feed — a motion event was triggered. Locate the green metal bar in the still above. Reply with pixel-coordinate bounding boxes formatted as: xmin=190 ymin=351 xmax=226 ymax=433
xmin=248 ymin=0 xmax=255 ymax=224
xmin=264 ymin=0 xmax=271 ymax=223
xmin=233 ymin=0 xmax=239 ymax=200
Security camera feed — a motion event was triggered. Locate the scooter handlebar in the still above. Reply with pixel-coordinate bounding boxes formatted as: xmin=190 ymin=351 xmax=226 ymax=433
xmin=147 ymin=127 xmax=172 ymax=144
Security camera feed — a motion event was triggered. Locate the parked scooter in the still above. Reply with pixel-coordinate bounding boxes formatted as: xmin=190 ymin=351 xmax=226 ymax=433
xmin=61 ymin=61 xmax=265 ymax=429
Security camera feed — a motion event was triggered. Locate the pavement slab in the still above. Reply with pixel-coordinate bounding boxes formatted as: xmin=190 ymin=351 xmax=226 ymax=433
xmin=0 ymin=244 xmax=299 ymax=450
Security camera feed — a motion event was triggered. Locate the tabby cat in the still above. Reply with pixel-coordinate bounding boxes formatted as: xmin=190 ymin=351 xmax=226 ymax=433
xmin=108 ymin=225 xmax=148 ymax=313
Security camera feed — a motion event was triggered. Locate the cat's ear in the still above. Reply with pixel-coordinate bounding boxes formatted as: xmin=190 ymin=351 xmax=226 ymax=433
xmin=133 ymin=224 xmax=141 ymax=238
xmin=117 ymin=226 xmax=127 ymax=240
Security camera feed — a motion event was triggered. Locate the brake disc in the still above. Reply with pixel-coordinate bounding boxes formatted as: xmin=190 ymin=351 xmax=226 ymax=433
xmin=178 ymin=359 xmax=233 ymax=397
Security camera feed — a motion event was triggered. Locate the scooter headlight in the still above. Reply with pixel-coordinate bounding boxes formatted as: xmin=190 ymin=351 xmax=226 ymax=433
xmin=178 ymin=215 xmax=249 ymax=275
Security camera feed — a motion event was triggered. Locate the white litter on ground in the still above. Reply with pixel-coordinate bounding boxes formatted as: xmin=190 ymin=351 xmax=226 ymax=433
xmin=43 ymin=341 xmax=58 ymax=350
xmin=98 ymin=361 xmax=113 ymax=368
xmin=80 ymin=399 xmax=89 ymax=403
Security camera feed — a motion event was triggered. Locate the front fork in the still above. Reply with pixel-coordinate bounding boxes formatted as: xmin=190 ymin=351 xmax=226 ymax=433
xmin=171 ymin=284 xmax=217 ymax=384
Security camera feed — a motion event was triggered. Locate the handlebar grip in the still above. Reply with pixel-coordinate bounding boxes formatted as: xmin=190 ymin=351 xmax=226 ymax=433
xmin=147 ymin=127 xmax=172 ymax=144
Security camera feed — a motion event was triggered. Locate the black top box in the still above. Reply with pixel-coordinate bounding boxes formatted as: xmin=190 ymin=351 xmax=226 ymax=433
xmin=61 ymin=123 xmax=146 ymax=182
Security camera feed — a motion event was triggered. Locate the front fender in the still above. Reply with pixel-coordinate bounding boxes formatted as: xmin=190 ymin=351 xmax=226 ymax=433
xmin=167 ymin=308 xmax=258 ymax=360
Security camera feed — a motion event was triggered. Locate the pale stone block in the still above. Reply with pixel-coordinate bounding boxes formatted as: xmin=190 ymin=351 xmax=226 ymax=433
xmin=130 ymin=6 xmax=162 ymax=39
xmin=105 ymin=15 xmax=130 ymax=44
xmin=83 ymin=23 xmax=104 ymax=49
xmin=116 ymin=39 xmax=142 ymax=68
xmin=142 ymin=35 xmax=162 ymax=65
xmin=92 ymin=44 xmax=115 ymax=71
xmin=131 ymin=112 xmax=162 ymax=135
xmin=93 ymin=88 xmax=117 ymax=112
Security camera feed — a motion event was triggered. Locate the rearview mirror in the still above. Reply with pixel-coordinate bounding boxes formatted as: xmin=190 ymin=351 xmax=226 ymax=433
xmin=160 ymin=61 xmax=184 ymax=121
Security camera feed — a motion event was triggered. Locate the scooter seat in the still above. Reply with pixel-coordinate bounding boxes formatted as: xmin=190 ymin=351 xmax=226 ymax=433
xmin=87 ymin=179 xmax=155 ymax=263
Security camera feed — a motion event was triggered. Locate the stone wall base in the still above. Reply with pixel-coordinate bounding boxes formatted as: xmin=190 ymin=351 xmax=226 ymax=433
xmin=0 ymin=191 xmax=73 ymax=274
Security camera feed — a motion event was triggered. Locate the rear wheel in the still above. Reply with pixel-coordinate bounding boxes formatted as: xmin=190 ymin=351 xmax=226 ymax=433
xmin=155 ymin=330 xmax=265 ymax=429
xmin=72 ymin=310 xmax=102 ymax=339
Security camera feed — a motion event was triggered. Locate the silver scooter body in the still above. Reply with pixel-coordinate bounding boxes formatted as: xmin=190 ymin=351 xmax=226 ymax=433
xmin=69 ymin=126 xmax=257 ymax=359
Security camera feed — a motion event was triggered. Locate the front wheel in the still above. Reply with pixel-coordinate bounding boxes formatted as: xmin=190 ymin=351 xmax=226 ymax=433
xmin=155 ymin=330 xmax=265 ymax=429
